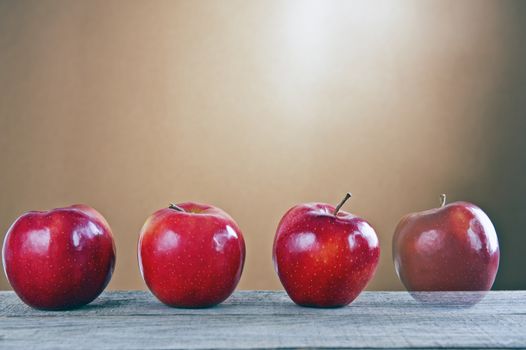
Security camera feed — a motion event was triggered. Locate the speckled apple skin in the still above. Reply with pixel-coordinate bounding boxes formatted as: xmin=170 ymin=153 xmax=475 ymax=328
xmin=393 ymin=201 xmax=500 ymax=302
xmin=273 ymin=203 xmax=380 ymax=308
xmin=2 ymin=205 xmax=116 ymax=310
xmin=138 ymin=202 xmax=245 ymax=308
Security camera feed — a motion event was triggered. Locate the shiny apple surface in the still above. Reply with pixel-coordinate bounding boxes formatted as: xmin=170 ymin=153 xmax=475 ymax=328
xmin=2 ymin=205 xmax=116 ymax=310
xmin=273 ymin=202 xmax=380 ymax=307
xmin=393 ymin=200 xmax=499 ymax=304
xmin=138 ymin=202 xmax=245 ymax=308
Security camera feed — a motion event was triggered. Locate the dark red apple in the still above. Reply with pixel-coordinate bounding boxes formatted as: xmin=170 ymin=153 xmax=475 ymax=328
xmin=273 ymin=193 xmax=380 ymax=307
xmin=2 ymin=204 xmax=116 ymax=310
xmin=393 ymin=194 xmax=500 ymax=303
xmin=138 ymin=202 xmax=245 ymax=308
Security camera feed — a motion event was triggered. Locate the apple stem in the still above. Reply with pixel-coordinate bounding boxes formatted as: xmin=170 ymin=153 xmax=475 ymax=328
xmin=168 ymin=203 xmax=185 ymax=212
xmin=333 ymin=192 xmax=352 ymax=216
xmin=439 ymin=194 xmax=447 ymax=207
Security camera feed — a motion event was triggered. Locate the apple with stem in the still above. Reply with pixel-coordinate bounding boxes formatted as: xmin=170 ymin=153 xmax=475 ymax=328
xmin=138 ymin=202 xmax=245 ymax=308
xmin=273 ymin=193 xmax=380 ymax=308
xmin=2 ymin=204 xmax=116 ymax=310
xmin=393 ymin=194 xmax=500 ymax=304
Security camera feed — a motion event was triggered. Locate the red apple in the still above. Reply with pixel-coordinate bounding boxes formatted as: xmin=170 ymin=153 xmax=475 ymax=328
xmin=138 ymin=202 xmax=245 ymax=308
xmin=2 ymin=204 xmax=116 ymax=310
xmin=393 ymin=194 xmax=500 ymax=303
xmin=273 ymin=193 xmax=380 ymax=307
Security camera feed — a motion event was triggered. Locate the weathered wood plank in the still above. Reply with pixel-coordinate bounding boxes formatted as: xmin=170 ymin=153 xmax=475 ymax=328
xmin=0 ymin=291 xmax=525 ymax=349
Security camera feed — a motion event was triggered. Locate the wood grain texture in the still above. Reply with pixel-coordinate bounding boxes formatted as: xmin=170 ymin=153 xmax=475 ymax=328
xmin=1 ymin=291 xmax=525 ymax=349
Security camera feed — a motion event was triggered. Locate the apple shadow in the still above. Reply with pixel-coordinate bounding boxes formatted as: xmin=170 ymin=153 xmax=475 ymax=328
xmin=28 ymin=297 xmax=132 ymax=312
xmin=408 ymin=291 xmax=488 ymax=308
xmin=77 ymin=298 xmax=131 ymax=311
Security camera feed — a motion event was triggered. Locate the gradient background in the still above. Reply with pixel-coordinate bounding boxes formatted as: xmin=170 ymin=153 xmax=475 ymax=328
xmin=1 ymin=0 xmax=525 ymax=291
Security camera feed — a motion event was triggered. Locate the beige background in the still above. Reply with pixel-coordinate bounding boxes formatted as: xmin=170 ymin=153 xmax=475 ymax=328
xmin=1 ymin=0 xmax=525 ymax=291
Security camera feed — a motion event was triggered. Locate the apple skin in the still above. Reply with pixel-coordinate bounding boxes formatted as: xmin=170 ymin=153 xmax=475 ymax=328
xmin=273 ymin=202 xmax=380 ymax=308
xmin=138 ymin=202 xmax=245 ymax=308
xmin=2 ymin=204 xmax=116 ymax=310
xmin=393 ymin=200 xmax=500 ymax=303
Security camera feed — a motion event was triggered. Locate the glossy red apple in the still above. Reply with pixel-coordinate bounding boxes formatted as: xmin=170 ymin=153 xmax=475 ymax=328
xmin=138 ymin=202 xmax=245 ymax=308
xmin=393 ymin=194 xmax=500 ymax=303
xmin=2 ymin=204 xmax=116 ymax=310
xmin=273 ymin=193 xmax=380 ymax=308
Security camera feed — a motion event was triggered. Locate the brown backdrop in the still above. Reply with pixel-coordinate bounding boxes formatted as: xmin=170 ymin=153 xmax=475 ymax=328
xmin=1 ymin=0 xmax=525 ymax=291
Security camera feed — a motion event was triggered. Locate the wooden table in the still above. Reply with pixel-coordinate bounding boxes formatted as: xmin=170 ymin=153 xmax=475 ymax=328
xmin=1 ymin=290 xmax=525 ymax=349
